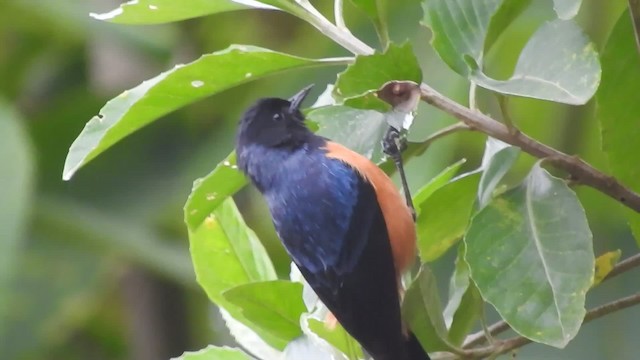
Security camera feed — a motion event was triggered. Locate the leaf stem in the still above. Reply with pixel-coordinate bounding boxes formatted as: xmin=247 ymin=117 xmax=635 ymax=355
xmin=334 ymin=0 xmax=349 ymax=31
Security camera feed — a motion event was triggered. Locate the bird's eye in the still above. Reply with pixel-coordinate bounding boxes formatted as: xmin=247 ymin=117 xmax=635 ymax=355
xmin=273 ymin=113 xmax=282 ymax=122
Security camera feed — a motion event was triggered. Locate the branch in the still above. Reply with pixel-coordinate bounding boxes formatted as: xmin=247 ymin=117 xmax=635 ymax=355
xmin=605 ymin=252 xmax=640 ymax=281
xmin=419 ymin=83 xmax=640 ymax=214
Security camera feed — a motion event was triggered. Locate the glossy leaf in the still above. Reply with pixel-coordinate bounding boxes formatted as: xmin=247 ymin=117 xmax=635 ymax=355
xmin=185 ymin=152 xmax=247 ymax=231
xmin=593 ymin=250 xmax=621 ymax=286
xmin=189 ymin=198 xmax=282 ymax=348
xmin=416 ymin=172 xmax=481 ymax=262
xmin=472 ymin=20 xmax=601 ymax=104
xmin=333 ymin=43 xmax=422 ymax=108
xmin=465 ymin=163 xmax=594 ymax=347
xmin=443 ymin=245 xmax=482 ymax=346
xmin=172 ymin=345 xmax=253 ymax=360
xmin=308 ymin=105 xmax=388 ymax=162
xmin=478 ymin=138 xmax=520 ymax=208
xmin=413 ymin=158 xmax=467 ymax=213
xmin=0 ymin=102 xmax=33 ymax=338
xmin=402 ymin=266 xmax=458 ymax=352
xmin=63 ymin=45 xmax=346 ymax=180
xmin=553 ymin=0 xmax=582 ymax=20
xmin=597 ymin=10 xmax=640 ymax=246
xmin=90 ymin=0 xmax=271 ymax=24
xmin=223 ymin=281 xmax=306 ymax=345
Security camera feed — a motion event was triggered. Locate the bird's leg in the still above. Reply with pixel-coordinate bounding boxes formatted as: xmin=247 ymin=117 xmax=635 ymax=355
xmin=382 ymin=126 xmax=416 ymax=221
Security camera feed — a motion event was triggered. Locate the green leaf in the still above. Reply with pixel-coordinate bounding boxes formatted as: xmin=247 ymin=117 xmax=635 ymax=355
xmin=63 ymin=45 xmax=347 ymax=180
xmin=185 ymin=152 xmax=247 ymax=231
xmin=478 ymin=138 xmax=520 ymax=208
xmin=465 ymin=162 xmax=594 ymax=347
xmin=349 ymin=0 xmax=390 ymax=47
xmin=219 ymin=308 xmax=282 ymax=360
xmin=484 ymin=0 xmax=532 ymax=54
xmin=402 ymin=265 xmax=458 ymax=352
xmin=172 ymin=345 xmax=254 ymax=360
xmin=423 ymin=0 xmax=504 ymax=75
xmin=443 ymin=245 xmax=482 ymax=346
xmin=223 ymin=280 xmax=306 ymax=345
xmin=90 ymin=0 xmax=270 ymax=25
xmin=553 ymin=0 xmax=582 ymax=20
xmin=597 ymin=10 xmax=640 ymax=246
xmin=413 ymin=158 xmax=467 ymax=213
xmin=308 ymin=106 xmax=388 ymax=162
xmin=592 ymin=250 xmax=621 ymax=286
xmin=306 ymin=317 xmax=363 ymax=359
xmin=333 ymin=43 xmax=422 ymax=109
xmin=416 ymin=172 xmax=481 ymax=262
xmin=189 ymin=198 xmax=282 ymax=348
xmin=282 ymin=335 xmax=337 ymax=360
xmin=472 ymin=20 xmax=601 ymax=105
xmin=0 ymin=102 xmax=34 ymax=338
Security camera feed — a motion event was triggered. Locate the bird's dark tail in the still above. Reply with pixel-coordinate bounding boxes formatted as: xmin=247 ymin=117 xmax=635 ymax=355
xmin=405 ymin=331 xmax=430 ymax=360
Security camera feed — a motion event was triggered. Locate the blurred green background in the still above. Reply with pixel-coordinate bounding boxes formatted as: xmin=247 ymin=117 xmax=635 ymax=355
xmin=1 ymin=0 xmax=638 ymax=359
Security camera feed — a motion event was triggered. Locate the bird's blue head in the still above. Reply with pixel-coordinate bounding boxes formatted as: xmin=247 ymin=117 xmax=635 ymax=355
xmin=236 ymin=85 xmax=314 ymax=151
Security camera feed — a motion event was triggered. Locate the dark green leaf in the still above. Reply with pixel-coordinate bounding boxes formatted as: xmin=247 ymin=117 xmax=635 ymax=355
xmin=553 ymin=0 xmax=582 ymax=20
xmin=443 ymin=245 xmax=482 ymax=346
xmin=0 ymin=102 xmax=33 ymax=338
xmin=90 ymin=0 xmax=267 ymax=25
xmin=185 ymin=152 xmax=247 ymax=231
xmin=333 ymin=43 xmax=422 ymax=108
xmin=472 ymin=20 xmax=601 ymax=104
xmin=223 ymin=281 xmax=306 ymax=345
xmin=416 ymin=172 xmax=481 ymax=262
xmin=63 ymin=45 xmax=347 ymax=180
xmin=478 ymin=138 xmax=520 ymax=208
xmin=413 ymin=158 xmax=467 ymax=214
xmin=171 ymin=345 xmax=253 ymax=360
xmin=597 ymin=10 xmax=640 ymax=246
xmin=465 ymin=163 xmax=594 ymax=347
xmin=189 ymin=198 xmax=282 ymax=348
xmin=402 ymin=265 xmax=458 ymax=352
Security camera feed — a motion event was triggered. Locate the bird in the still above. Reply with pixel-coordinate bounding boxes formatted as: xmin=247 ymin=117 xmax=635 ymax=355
xmin=236 ymin=85 xmax=429 ymax=360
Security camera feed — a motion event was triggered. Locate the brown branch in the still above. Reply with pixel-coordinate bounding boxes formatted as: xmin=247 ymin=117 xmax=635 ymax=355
xmin=605 ymin=252 xmax=640 ymax=281
xmin=419 ymin=83 xmax=640 ymax=214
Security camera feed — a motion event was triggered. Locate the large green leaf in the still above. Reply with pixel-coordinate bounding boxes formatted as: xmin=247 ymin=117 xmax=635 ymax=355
xmin=402 ymin=266 xmax=457 ymax=352
xmin=553 ymin=0 xmax=582 ymax=20
xmin=416 ymin=172 xmax=481 ymax=262
xmin=223 ymin=281 xmax=306 ymax=345
xmin=333 ymin=43 xmax=422 ymax=110
xmin=465 ymin=163 xmax=594 ymax=347
xmin=597 ymin=10 xmax=640 ymax=246
xmin=185 ymin=152 xmax=247 ymax=231
xmin=472 ymin=20 xmax=600 ymax=104
xmin=413 ymin=158 xmax=467 ymax=215
xmin=90 ymin=0 xmax=271 ymax=24
xmin=63 ymin=45 xmax=347 ymax=180
xmin=172 ymin=345 xmax=253 ymax=360
xmin=0 ymin=102 xmax=33 ymax=338
xmin=189 ymin=198 xmax=282 ymax=348
xmin=477 ymin=138 xmax=520 ymax=208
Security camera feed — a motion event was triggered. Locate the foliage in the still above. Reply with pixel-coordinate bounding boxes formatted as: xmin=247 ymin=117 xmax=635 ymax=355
xmin=4 ymin=0 xmax=639 ymax=359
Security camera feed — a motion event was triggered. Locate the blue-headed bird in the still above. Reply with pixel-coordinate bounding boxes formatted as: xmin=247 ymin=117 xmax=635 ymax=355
xmin=236 ymin=85 xmax=429 ymax=360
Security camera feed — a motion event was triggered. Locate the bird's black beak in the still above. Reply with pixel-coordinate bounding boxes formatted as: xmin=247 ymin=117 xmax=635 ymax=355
xmin=288 ymin=84 xmax=314 ymax=113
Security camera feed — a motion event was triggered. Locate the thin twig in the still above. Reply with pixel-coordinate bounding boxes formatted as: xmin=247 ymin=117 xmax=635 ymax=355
xmin=605 ymin=252 xmax=640 ymax=281
xmin=334 ymin=0 xmax=348 ymax=31
xmin=419 ymin=83 xmax=640 ymax=214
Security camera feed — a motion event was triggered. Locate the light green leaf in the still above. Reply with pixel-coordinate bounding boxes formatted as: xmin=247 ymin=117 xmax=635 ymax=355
xmin=306 ymin=317 xmax=363 ymax=359
xmin=413 ymin=158 xmax=467 ymax=213
xmin=333 ymin=43 xmax=422 ymax=110
xmin=465 ymin=163 xmax=594 ymax=347
xmin=416 ymin=172 xmax=481 ymax=262
xmin=308 ymin=106 xmax=388 ymax=162
xmin=172 ymin=345 xmax=254 ymax=360
xmin=597 ymin=10 xmax=640 ymax=246
xmin=223 ymin=280 xmax=306 ymax=345
xmin=220 ymin=308 xmax=282 ymax=360
xmin=63 ymin=45 xmax=347 ymax=180
xmin=282 ymin=333 xmax=342 ymax=360
xmin=189 ymin=198 xmax=282 ymax=348
xmin=553 ymin=0 xmax=582 ymax=20
xmin=443 ymin=245 xmax=482 ymax=346
xmin=484 ymin=0 xmax=532 ymax=54
xmin=472 ymin=20 xmax=601 ymax=105
xmin=402 ymin=265 xmax=458 ymax=352
xmin=478 ymin=138 xmax=520 ymax=208
xmin=592 ymin=250 xmax=621 ymax=286
xmin=185 ymin=152 xmax=247 ymax=231
xmin=90 ymin=0 xmax=270 ymax=25
xmin=0 ymin=102 xmax=33 ymax=339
